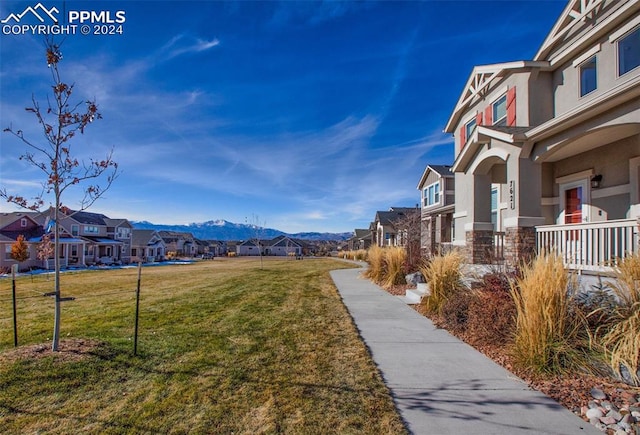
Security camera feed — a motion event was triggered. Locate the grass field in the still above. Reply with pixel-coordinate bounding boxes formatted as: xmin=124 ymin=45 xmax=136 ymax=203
xmin=0 ymin=258 xmax=406 ymax=434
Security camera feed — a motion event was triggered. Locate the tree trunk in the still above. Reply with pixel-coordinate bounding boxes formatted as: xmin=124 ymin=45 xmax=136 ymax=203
xmin=52 ymin=201 xmax=61 ymax=351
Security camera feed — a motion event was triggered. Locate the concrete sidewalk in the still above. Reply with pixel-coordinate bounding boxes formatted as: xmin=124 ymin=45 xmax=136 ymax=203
xmin=330 ymin=266 xmax=599 ymax=435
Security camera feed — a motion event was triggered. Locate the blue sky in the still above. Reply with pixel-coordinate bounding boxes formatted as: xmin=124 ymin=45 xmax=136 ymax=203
xmin=0 ymin=0 xmax=566 ymax=233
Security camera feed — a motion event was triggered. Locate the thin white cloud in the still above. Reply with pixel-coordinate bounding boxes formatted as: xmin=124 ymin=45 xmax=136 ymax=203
xmin=161 ymin=34 xmax=220 ymax=61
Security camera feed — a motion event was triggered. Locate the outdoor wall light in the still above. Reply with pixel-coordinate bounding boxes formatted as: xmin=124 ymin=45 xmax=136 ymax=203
xmin=591 ymin=174 xmax=602 ymax=188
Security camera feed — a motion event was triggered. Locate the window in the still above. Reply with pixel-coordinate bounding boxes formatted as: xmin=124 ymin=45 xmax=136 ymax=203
xmin=491 ymin=188 xmax=498 ymax=230
xmin=84 ymin=225 xmax=98 ymax=234
xmin=20 ymin=218 xmax=27 ymax=227
xmin=618 ymin=26 xmax=640 ymax=76
xmin=579 ymin=56 xmax=597 ymax=96
xmin=492 ymin=95 xmax=507 ymax=126
xmin=465 ymin=119 xmax=476 ymax=139
xmin=71 ymin=225 xmax=79 ymax=236
xmin=423 ymin=182 xmax=440 ymax=207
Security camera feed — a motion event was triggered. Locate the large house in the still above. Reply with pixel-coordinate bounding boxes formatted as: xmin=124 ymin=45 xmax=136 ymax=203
xmin=417 ymin=165 xmax=455 ymax=256
xmin=444 ymin=0 xmax=640 ymax=271
xmin=1 ymin=209 xmax=133 ymax=270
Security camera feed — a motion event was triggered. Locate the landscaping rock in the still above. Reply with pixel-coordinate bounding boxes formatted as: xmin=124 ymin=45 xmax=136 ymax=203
xmin=586 ymin=408 xmax=604 ymax=419
xmin=599 ymin=415 xmax=617 ymax=425
xmin=591 ymin=387 xmax=607 ymax=400
xmin=405 ymin=272 xmax=424 ymax=286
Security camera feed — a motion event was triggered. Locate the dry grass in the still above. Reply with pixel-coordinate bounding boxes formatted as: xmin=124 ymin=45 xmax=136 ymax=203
xmin=0 ymin=258 xmax=406 ymax=434
xmin=419 ymin=251 xmax=464 ymax=315
xmin=341 ymin=249 xmax=367 ymax=261
xmin=382 ymin=247 xmax=406 ymax=288
xmin=601 ymin=253 xmax=640 ymax=385
xmin=510 ymin=253 xmax=586 ymax=375
xmin=364 ymin=245 xmax=385 ymax=283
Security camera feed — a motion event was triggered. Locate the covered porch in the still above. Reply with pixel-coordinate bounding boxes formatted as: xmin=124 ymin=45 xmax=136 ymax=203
xmin=536 ymin=218 xmax=639 ymax=273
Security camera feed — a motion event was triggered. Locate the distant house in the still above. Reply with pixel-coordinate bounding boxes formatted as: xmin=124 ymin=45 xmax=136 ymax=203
xmin=104 ymin=218 xmax=133 ymax=264
xmin=236 ymin=239 xmax=262 ymax=256
xmin=52 ymin=210 xmax=127 ymax=266
xmin=159 ymin=231 xmax=196 ymax=257
xmin=417 ymin=165 xmax=455 ymax=256
xmin=443 ymin=0 xmax=640 ymax=270
xmin=131 ymin=229 xmax=166 ymax=263
xmin=347 ymin=229 xmax=373 ymax=251
xmin=0 ymin=212 xmax=44 ymax=271
xmin=265 ymin=235 xmax=303 ymax=256
xmin=372 ymin=207 xmax=419 ymax=247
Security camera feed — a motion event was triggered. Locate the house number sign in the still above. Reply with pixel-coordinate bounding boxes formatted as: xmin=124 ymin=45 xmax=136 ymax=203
xmin=509 ymin=180 xmax=515 ymax=210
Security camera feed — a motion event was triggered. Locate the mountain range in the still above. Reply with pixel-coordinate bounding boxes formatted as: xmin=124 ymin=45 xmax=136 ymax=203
xmin=131 ymin=220 xmax=352 ymax=242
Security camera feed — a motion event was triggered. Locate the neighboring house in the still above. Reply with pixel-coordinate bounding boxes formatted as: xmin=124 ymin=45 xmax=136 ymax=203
xmin=347 ymin=229 xmax=373 ymax=251
xmin=417 ymin=165 xmax=455 ymax=256
xmin=0 ymin=212 xmax=44 ymax=271
xmin=265 ymin=235 xmax=303 ymax=256
xmin=208 ymin=240 xmax=228 ymax=257
xmin=236 ymin=239 xmax=262 ymax=256
xmin=444 ymin=0 xmax=640 ymax=271
xmin=51 ymin=210 xmax=125 ymax=265
xmin=372 ymin=207 xmax=419 ymax=247
xmin=131 ymin=229 xmax=166 ymax=263
xmin=159 ymin=231 xmax=197 ymax=257
xmin=105 ymin=218 xmax=133 ymax=264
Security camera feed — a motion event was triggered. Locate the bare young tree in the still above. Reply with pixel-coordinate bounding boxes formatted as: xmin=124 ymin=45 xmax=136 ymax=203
xmin=247 ymin=214 xmax=266 ymax=269
xmin=392 ymin=207 xmax=422 ymax=272
xmin=1 ymin=39 xmax=119 ymax=351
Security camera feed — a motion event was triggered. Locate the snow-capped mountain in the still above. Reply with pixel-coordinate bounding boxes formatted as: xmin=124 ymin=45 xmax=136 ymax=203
xmin=131 ymin=220 xmax=351 ymax=241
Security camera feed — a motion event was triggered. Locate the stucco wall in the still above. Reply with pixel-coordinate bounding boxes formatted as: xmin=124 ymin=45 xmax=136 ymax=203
xmin=553 ymin=16 xmax=640 ymax=117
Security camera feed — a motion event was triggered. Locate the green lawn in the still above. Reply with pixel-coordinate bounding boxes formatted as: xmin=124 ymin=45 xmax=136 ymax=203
xmin=0 ymin=258 xmax=406 ymax=434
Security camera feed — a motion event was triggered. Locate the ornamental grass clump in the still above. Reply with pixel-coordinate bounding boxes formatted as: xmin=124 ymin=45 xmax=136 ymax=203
xmin=420 ymin=251 xmax=464 ymax=315
xmin=364 ymin=245 xmax=385 ymax=284
xmin=510 ymin=253 xmax=586 ymax=375
xmin=601 ymin=253 xmax=640 ymax=385
xmin=382 ymin=246 xmax=406 ymax=288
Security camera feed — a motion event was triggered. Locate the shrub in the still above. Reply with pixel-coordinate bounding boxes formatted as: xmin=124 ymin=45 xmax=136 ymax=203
xmin=510 ymin=253 xmax=586 ymax=375
xmin=382 ymin=247 xmax=407 ymax=288
xmin=468 ymin=290 xmax=516 ymax=346
xmin=439 ymin=290 xmax=474 ymax=334
xmin=600 ymin=253 xmax=640 ymax=385
xmin=420 ymin=251 xmax=464 ymax=315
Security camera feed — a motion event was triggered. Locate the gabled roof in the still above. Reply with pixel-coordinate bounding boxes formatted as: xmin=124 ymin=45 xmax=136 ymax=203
xmin=444 ymin=61 xmax=549 ymax=133
xmin=353 ymin=229 xmax=372 ymax=240
xmin=375 ymin=207 xmax=417 ymax=226
xmin=63 ymin=210 xmax=108 ymax=226
xmin=104 ymin=218 xmax=131 ymax=228
xmin=0 ymin=212 xmax=40 ymax=230
xmin=158 ymin=230 xmax=195 ymax=242
xmin=269 ymin=235 xmax=302 ymax=248
xmin=131 ymin=229 xmax=164 ymax=246
xmin=535 ymin=0 xmax=639 ymax=65
xmin=417 ymin=164 xmax=453 ymax=189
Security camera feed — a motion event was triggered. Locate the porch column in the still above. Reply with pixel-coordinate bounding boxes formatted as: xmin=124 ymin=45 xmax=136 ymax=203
xmin=464 ymin=173 xmax=494 ymax=264
xmin=503 ymin=157 xmax=545 ymax=266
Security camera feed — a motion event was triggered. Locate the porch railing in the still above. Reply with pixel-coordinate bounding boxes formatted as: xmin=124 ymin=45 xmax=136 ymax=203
xmin=536 ymin=218 xmax=639 ymax=272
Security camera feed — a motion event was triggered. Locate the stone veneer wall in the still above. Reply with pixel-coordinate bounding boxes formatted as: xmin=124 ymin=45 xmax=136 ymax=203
xmin=504 ymin=226 xmax=537 ymax=266
xmin=464 ymin=230 xmax=494 ymax=264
